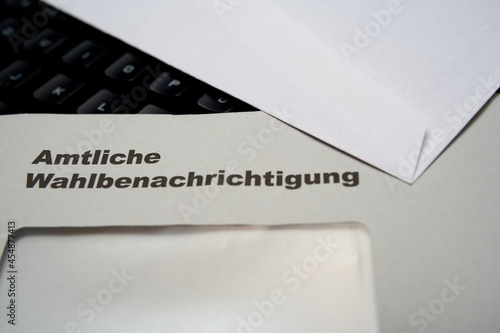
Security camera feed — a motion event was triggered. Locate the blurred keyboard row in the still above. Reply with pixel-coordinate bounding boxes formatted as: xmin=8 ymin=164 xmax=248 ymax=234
xmin=0 ymin=0 xmax=257 ymax=115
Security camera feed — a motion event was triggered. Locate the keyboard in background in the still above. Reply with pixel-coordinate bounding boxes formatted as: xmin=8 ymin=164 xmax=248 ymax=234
xmin=0 ymin=0 xmax=257 ymax=115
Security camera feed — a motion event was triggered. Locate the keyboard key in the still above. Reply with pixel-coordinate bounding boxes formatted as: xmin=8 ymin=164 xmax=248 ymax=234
xmin=5 ymin=0 xmax=35 ymax=9
xmin=33 ymin=74 xmax=83 ymax=104
xmin=63 ymin=40 xmax=106 ymax=68
xmin=0 ymin=101 xmax=18 ymax=114
xmin=77 ymin=89 xmax=124 ymax=114
xmin=0 ymin=60 xmax=41 ymax=88
xmin=24 ymin=28 xmax=68 ymax=54
xmin=105 ymin=53 xmax=144 ymax=82
xmin=138 ymin=105 xmax=174 ymax=114
xmin=0 ymin=18 xmax=22 ymax=38
xmin=197 ymin=92 xmax=234 ymax=113
xmin=149 ymin=72 xmax=189 ymax=97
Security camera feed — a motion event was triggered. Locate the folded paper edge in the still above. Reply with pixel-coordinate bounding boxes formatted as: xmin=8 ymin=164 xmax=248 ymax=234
xmin=40 ymin=0 xmax=429 ymax=184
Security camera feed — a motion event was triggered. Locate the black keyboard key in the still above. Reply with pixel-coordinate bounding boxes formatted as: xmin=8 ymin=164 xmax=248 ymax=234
xmin=0 ymin=101 xmax=18 ymax=114
xmin=63 ymin=40 xmax=106 ymax=68
xmin=24 ymin=28 xmax=68 ymax=54
xmin=138 ymin=105 xmax=174 ymax=114
xmin=0 ymin=18 xmax=22 ymax=38
xmin=149 ymin=72 xmax=189 ymax=97
xmin=197 ymin=92 xmax=234 ymax=113
xmin=5 ymin=0 xmax=35 ymax=9
xmin=0 ymin=60 xmax=40 ymax=88
xmin=105 ymin=53 xmax=144 ymax=82
xmin=33 ymin=74 xmax=83 ymax=104
xmin=77 ymin=89 xmax=124 ymax=114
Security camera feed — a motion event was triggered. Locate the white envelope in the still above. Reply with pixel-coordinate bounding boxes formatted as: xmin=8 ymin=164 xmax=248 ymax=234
xmin=42 ymin=0 xmax=500 ymax=183
xmin=0 ymin=93 xmax=500 ymax=331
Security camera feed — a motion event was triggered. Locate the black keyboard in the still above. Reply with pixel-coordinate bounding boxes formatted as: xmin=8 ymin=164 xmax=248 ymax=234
xmin=0 ymin=0 xmax=257 ymax=115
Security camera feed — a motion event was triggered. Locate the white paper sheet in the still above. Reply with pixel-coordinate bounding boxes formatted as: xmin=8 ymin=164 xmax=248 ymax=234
xmin=269 ymin=0 xmax=500 ymax=179
xmin=42 ymin=0 xmax=500 ymax=183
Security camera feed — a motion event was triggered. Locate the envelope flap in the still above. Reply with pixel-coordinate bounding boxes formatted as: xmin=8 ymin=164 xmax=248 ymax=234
xmin=43 ymin=0 xmax=427 ymax=182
